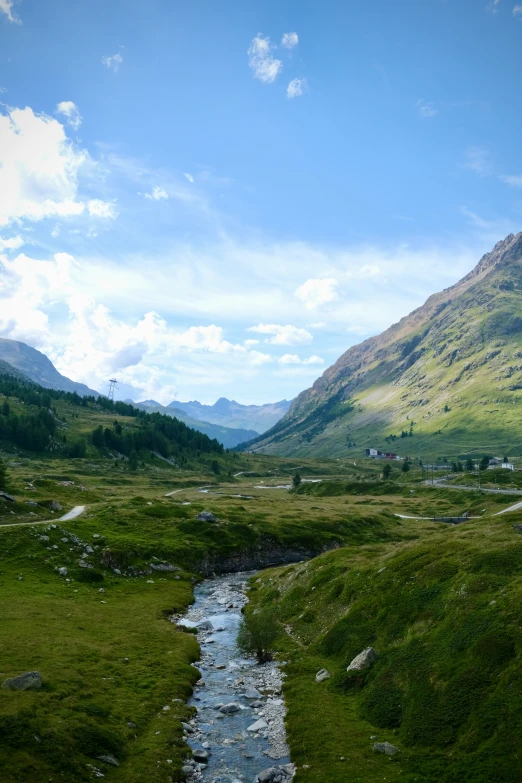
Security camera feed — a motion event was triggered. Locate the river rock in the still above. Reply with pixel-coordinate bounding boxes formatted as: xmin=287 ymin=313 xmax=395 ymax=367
xmin=193 ymin=748 xmax=209 ymax=763
xmin=197 ymin=620 xmax=213 ymax=631
xmin=196 ymin=511 xmax=217 ymax=522
xmin=182 ymin=722 xmax=194 ymax=733
xmin=244 ymin=687 xmax=262 ymax=699
xmin=181 ymin=765 xmax=193 ymax=778
xmin=315 ymin=668 xmax=331 ymax=682
xmin=1 ymin=671 xmax=42 ymax=691
xmin=347 ymin=647 xmax=378 ymax=671
xmin=251 ymin=699 xmax=264 ymax=708
xmin=373 ymin=741 xmax=399 ymax=755
xmin=257 ymin=764 xmax=294 ymax=782
xmin=220 ymin=702 xmax=241 ymax=714
xmin=247 ymin=718 xmax=268 ymax=732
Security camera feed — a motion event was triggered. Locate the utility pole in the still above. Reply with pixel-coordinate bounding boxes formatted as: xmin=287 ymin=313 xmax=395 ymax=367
xmin=108 ymin=378 xmax=118 ymax=402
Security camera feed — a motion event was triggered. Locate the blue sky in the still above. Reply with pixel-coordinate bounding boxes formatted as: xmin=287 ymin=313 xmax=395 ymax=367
xmin=0 ymin=0 xmax=521 ymax=404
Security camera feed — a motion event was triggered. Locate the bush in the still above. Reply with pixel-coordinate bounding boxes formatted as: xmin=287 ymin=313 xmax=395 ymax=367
xmin=237 ymin=606 xmax=282 ymax=663
xmin=0 ymin=457 xmax=7 ymax=490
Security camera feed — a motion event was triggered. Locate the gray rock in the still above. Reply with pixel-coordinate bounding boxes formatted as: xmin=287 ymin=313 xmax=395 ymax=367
xmin=97 ymin=754 xmax=120 ymax=766
xmin=181 ymin=765 xmax=193 ymax=777
xmin=373 ymin=741 xmax=399 ymax=756
xmin=127 ymin=721 xmax=136 ymax=728
xmin=150 ymin=563 xmax=181 ymax=572
xmin=192 ymin=749 xmax=209 ymax=763
xmin=220 ymin=702 xmax=241 ymax=714
xmin=196 ymin=511 xmax=217 ymax=522
xmin=1 ymin=671 xmax=42 ymax=691
xmin=0 ymin=491 xmax=15 ymax=502
xmin=50 ymin=501 xmax=62 ymax=512
xmin=25 ymin=501 xmax=38 ymax=507
xmin=196 ymin=619 xmax=213 ymax=631
xmin=315 ymin=668 xmax=331 ymax=682
xmin=347 ymin=647 xmax=378 ymax=672
xmin=182 ymin=722 xmax=194 ymax=733
xmin=257 ymin=765 xmax=294 ymax=782
xmin=85 ymin=545 xmax=94 ymax=554
xmin=58 ymin=567 xmax=68 ymax=577
xmin=244 ymin=687 xmax=262 ymax=699
xmin=247 ymin=718 xmax=268 ymax=732
xmin=39 ymin=535 xmax=50 ymax=542
xmin=250 ymin=699 xmax=264 ymax=708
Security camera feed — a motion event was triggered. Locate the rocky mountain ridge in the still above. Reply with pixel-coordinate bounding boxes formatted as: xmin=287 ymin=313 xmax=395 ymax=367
xmin=245 ymin=233 xmax=522 ymax=458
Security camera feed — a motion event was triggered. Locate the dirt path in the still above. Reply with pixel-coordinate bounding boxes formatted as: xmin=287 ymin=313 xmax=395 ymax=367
xmin=0 ymin=505 xmax=86 ymax=530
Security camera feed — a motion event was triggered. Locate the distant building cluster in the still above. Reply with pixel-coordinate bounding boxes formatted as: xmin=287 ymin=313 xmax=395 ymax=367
xmin=488 ymin=457 xmax=514 ymax=471
xmin=365 ymin=448 xmax=402 ymax=460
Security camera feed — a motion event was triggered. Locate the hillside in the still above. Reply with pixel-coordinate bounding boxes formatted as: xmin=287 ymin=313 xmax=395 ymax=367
xmin=246 ymin=232 xmax=522 ymax=459
xmin=168 ymin=397 xmax=292 ymax=433
xmin=133 ymin=400 xmax=259 ymax=448
xmin=0 ymin=339 xmax=100 ymax=397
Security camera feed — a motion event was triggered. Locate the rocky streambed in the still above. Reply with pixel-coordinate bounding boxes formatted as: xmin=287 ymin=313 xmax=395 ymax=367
xmin=176 ymin=573 xmax=294 ymax=783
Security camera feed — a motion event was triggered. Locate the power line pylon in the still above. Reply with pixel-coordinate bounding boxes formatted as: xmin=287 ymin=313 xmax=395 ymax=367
xmin=108 ymin=378 xmax=118 ymax=402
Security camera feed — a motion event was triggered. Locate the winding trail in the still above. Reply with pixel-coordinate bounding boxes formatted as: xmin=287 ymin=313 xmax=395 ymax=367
xmin=0 ymin=505 xmax=86 ymax=530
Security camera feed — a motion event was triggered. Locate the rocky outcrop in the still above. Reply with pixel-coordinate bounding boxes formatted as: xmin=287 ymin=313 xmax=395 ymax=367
xmin=2 ymin=671 xmax=42 ymax=691
xmin=347 ymin=647 xmax=378 ymax=671
xmin=195 ymin=539 xmax=339 ymax=576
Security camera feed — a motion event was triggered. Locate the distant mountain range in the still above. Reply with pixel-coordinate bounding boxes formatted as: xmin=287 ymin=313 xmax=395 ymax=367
xmin=246 ymin=232 xmax=522 ymax=458
xmin=131 ymin=400 xmax=259 ymax=449
xmin=0 ymin=339 xmax=100 ymax=397
xmin=166 ymin=397 xmax=292 ymax=433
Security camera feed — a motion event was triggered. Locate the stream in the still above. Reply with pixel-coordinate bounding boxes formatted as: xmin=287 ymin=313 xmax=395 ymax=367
xmin=177 ymin=573 xmax=294 ymax=783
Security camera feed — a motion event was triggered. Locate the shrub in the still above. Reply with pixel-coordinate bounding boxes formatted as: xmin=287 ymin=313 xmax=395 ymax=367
xmin=237 ymin=606 xmax=282 ymax=663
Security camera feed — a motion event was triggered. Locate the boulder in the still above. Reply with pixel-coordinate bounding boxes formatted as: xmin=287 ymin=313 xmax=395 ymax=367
xmin=247 ymin=718 xmax=268 ymax=732
xmin=0 ymin=491 xmax=15 ymax=503
xmin=315 ymin=668 xmax=331 ymax=682
xmin=347 ymin=647 xmax=378 ymax=672
xmin=257 ymin=765 xmax=294 ymax=782
xmin=244 ymin=687 xmax=262 ymax=699
xmin=1 ymin=671 xmax=42 ymax=691
xmin=192 ymin=749 xmax=209 ymax=763
xmin=58 ymin=567 xmax=68 ymax=577
xmin=97 ymin=754 xmax=120 ymax=766
xmin=219 ymin=702 xmax=240 ymax=714
xmin=196 ymin=511 xmax=217 ymax=522
xmin=50 ymin=501 xmax=62 ymax=512
xmin=373 ymin=741 xmax=399 ymax=756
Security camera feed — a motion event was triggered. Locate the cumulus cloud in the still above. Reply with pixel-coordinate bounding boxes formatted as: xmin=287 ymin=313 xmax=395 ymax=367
xmin=295 ymin=278 xmax=338 ymax=309
xmin=416 ymin=99 xmax=437 ymax=118
xmin=279 ymin=354 xmax=324 ymax=365
xmin=287 ymin=78 xmax=307 ymax=99
xmin=102 ymin=53 xmax=123 ymax=72
xmin=56 ymin=101 xmax=83 ymax=130
xmin=248 ymin=34 xmax=283 ymax=84
xmin=0 ymin=235 xmax=24 ymax=251
xmin=281 ymin=32 xmax=298 ymax=48
xmin=247 ymin=323 xmax=313 ymax=345
xmin=87 ymin=199 xmax=118 ymax=218
xmin=0 ymin=105 xmax=115 ymax=227
xmin=0 ymin=0 xmax=19 ymax=23
xmin=145 ymin=186 xmax=169 ymax=201
xmin=514 ymin=4 xmax=522 ymax=17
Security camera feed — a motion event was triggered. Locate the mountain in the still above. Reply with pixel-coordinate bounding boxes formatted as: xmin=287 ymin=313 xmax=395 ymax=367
xmin=0 ymin=357 xmax=31 ymax=382
xmin=0 ymin=338 xmax=100 ymax=397
xmin=246 ymin=232 xmax=522 ymax=458
xmin=167 ymin=397 xmax=292 ymax=433
xmin=134 ymin=400 xmax=258 ymax=449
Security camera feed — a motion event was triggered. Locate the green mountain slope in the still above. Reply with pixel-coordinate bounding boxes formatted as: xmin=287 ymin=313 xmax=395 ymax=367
xmin=0 ymin=338 xmax=100 ymax=397
xmin=246 ymin=232 xmax=522 ymax=459
xmin=133 ymin=400 xmax=259 ymax=448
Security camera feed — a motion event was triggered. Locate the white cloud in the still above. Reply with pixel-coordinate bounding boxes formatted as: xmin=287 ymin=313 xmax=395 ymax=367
xmin=279 ymin=353 xmax=324 ymax=365
xmin=144 ymin=186 xmax=169 ymax=201
xmin=281 ymin=32 xmax=298 ymax=48
xmin=102 ymin=53 xmax=123 ymax=72
xmin=87 ymin=199 xmax=118 ymax=218
xmin=416 ymin=99 xmax=437 ymax=118
xmin=0 ymin=235 xmax=24 ymax=251
xmin=0 ymin=106 xmax=88 ymax=226
xmin=184 ymin=173 xmax=194 ymax=183
xmin=56 ymin=101 xmax=83 ymax=131
xmin=0 ymin=0 xmax=19 ymax=23
xmin=463 ymin=146 xmax=492 ymax=176
xmin=244 ymin=338 xmax=260 ymax=346
xmin=486 ymin=0 xmax=500 ymax=12
xmin=295 ymin=278 xmax=338 ymax=309
xmin=287 ymin=78 xmax=307 ymax=99
xmin=248 ymin=323 xmax=313 ymax=345
xmin=248 ymin=34 xmax=283 ymax=84
xmin=514 ymin=4 xmax=522 ymax=17
xmin=500 ymin=174 xmax=522 ymax=187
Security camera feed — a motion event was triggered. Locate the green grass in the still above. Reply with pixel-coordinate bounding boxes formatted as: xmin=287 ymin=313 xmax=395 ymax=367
xmin=248 ymin=512 xmax=522 ymax=783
